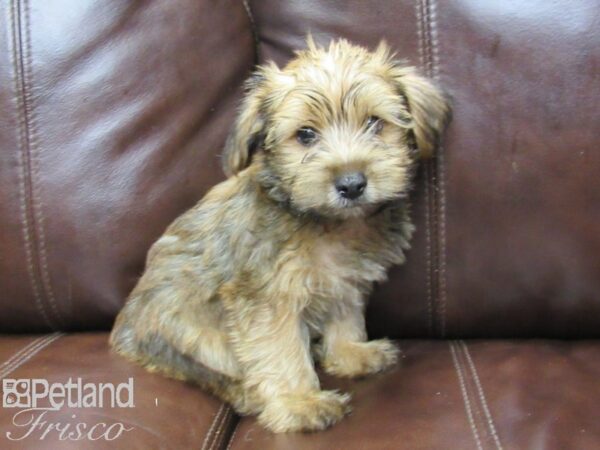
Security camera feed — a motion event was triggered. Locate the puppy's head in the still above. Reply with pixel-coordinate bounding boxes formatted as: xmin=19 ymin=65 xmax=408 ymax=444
xmin=224 ymin=38 xmax=450 ymax=219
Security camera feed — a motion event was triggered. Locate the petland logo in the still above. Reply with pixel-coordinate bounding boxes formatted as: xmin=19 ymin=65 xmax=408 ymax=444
xmin=2 ymin=378 xmax=135 ymax=442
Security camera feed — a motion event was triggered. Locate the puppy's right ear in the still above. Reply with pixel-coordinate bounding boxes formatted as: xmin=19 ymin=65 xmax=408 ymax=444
xmin=391 ymin=67 xmax=451 ymax=159
xmin=222 ymin=71 xmax=268 ymax=177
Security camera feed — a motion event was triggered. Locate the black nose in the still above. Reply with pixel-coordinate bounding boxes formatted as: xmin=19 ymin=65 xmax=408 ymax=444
xmin=335 ymin=172 xmax=367 ymax=200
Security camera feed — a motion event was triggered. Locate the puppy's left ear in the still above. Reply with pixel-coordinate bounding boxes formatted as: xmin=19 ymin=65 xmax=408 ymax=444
xmin=222 ymin=72 xmax=267 ymax=177
xmin=390 ymin=66 xmax=452 ymax=158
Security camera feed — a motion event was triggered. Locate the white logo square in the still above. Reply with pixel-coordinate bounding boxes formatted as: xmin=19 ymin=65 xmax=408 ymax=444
xmin=2 ymin=379 xmax=31 ymax=408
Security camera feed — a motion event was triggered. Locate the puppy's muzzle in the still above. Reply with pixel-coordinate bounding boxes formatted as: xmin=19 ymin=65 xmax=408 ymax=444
xmin=335 ymin=172 xmax=367 ymax=200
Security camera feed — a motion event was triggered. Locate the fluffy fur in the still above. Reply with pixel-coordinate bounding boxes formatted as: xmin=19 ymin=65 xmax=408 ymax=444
xmin=110 ymin=38 xmax=450 ymax=433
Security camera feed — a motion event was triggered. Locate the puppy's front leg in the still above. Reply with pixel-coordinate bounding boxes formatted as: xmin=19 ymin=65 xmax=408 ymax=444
xmin=319 ymin=294 xmax=399 ymax=378
xmin=224 ymin=294 xmax=350 ymax=433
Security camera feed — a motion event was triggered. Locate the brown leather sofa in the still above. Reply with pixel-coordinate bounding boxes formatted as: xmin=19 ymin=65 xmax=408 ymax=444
xmin=1 ymin=1 xmax=599 ymax=449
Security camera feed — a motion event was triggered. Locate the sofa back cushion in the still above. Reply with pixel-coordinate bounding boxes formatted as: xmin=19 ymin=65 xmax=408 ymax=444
xmin=247 ymin=0 xmax=600 ymax=338
xmin=1 ymin=0 xmax=599 ymax=338
xmin=0 ymin=0 xmax=254 ymax=331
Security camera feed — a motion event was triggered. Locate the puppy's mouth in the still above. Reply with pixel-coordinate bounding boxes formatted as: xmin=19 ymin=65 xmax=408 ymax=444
xmin=338 ymin=197 xmax=365 ymax=209
xmin=331 ymin=195 xmax=376 ymax=218
xmin=331 ymin=188 xmax=409 ymax=216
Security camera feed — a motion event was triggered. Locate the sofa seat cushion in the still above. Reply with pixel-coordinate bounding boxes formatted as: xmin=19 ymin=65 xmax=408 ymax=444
xmin=1 ymin=336 xmax=598 ymax=449
xmin=0 ymin=333 xmax=234 ymax=449
xmin=229 ymin=340 xmax=600 ymax=450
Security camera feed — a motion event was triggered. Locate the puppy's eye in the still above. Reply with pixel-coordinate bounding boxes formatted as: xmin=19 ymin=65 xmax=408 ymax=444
xmin=296 ymin=127 xmax=318 ymax=146
xmin=366 ymin=116 xmax=383 ymax=134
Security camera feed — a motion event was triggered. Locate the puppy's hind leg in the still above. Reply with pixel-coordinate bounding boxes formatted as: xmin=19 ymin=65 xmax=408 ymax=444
xmin=110 ymin=289 xmax=254 ymax=414
xmin=111 ymin=322 xmax=259 ymax=415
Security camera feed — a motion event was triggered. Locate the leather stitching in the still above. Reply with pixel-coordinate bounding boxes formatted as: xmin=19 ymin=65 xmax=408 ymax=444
xmin=449 ymin=341 xmax=483 ymax=450
xmin=458 ymin=344 xmax=489 ymax=448
xmin=423 ymin=0 xmax=441 ymax=337
xmin=416 ymin=0 xmax=434 ymax=337
xmin=429 ymin=0 xmax=449 ymax=338
xmin=0 ymin=333 xmax=64 ymax=380
xmin=208 ymin=407 xmax=228 ymax=450
xmin=418 ymin=0 xmax=447 ymax=337
xmin=437 ymin=140 xmax=448 ymax=338
xmin=461 ymin=341 xmax=504 ymax=450
xmin=422 ymin=0 xmax=435 ymax=76
xmin=201 ymin=403 xmax=225 ymax=450
xmin=9 ymin=0 xmax=54 ymax=329
xmin=242 ymin=0 xmax=260 ymax=65
xmin=225 ymin=418 xmax=239 ymax=450
xmin=0 ymin=337 xmax=44 ymax=372
xmin=210 ymin=406 xmax=233 ymax=450
xmin=22 ymin=0 xmax=65 ymax=327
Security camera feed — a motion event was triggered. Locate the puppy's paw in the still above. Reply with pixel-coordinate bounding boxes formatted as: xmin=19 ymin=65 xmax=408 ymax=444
xmin=258 ymin=390 xmax=351 ymax=433
xmin=322 ymin=339 xmax=399 ymax=378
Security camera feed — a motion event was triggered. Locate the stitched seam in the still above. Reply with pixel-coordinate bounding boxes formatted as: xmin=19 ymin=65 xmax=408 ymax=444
xmin=9 ymin=0 xmax=54 ymax=330
xmin=437 ymin=141 xmax=447 ymax=337
xmin=0 ymin=333 xmax=64 ymax=380
xmin=416 ymin=0 xmax=434 ymax=337
xmin=429 ymin=0 xmax=441 ymax=79
xmin=202 ymin=404 xmax=225 ymax=450
xmin=208 ymin=407 xmax=228 ymax=450
xmin=457 ymin=343 xmax=490 ymax=446
xmin=242 ymin=0 xmax=260 ymax=65
xmin=0 ymin=334 xmax=63 ymax=379
xmin=423 ymin=0 xmax=440 ymax=338
xmin=210 ymin=406 xmax=232 ymax=450
xmin=22 ymin=0 xmax=64 ymax=327
xmin=429 ymin=0 xmax=448 ymax=338
xmin=10 ymin=0 xmax=53 ymax=328
xmin=225 ymin=418 xmax=239 ymax=450
xmin=422 ymin=0 xmax=434 ymax=77
xmin=461 ymin=342 xmax=503 ymax=450
xmin=0 ymin=336 xmax=47 ymax=371
xmin=422 ymin=0 xmax=440 ymax=337
xmin=201 ymin=404 xmax=225 ymax=450
xmin=421 ymin=0 xmax=446 ymax=337
xmin=449 ymin=342 xmax=483 ymax=450
xmin=428 ymin=163 xmax=439 ymax=335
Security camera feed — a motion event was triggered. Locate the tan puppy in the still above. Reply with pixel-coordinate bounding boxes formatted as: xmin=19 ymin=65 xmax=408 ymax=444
xmin=110 ymin=38 xmax=450 ymax=433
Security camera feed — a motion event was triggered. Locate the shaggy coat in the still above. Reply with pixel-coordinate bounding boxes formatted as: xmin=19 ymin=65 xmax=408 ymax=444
xmin=110 ymin=38 xmax=450 ymax=433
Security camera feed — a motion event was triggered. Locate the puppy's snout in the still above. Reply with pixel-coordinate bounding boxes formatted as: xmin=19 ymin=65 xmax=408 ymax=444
xmin=335 ymin=172 xmax=367 ymax=200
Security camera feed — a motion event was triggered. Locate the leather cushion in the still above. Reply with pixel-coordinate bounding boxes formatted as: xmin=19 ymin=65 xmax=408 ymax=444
xmin=0 ymin=333 xmax=235 ymax=449
xmin=0 ymin=0 xmax=254 ymax=331
xmin=228 ymin=340 xmax=600 ymax=450
xmin=246 ymin=0 xmax=600 ymax=338
xmin=2 ymin=336 xmax=598 ymax=449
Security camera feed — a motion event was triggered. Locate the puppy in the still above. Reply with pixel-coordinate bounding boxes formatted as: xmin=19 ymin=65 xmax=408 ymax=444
xmin=110 ymin=38 xmax=450 ymax=433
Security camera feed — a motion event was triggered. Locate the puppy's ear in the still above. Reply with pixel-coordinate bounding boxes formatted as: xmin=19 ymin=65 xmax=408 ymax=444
xmin=222 ymin=71 xmax=267 ymax=176
xmin=389 ymin=65 xmax=451 ymax=159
